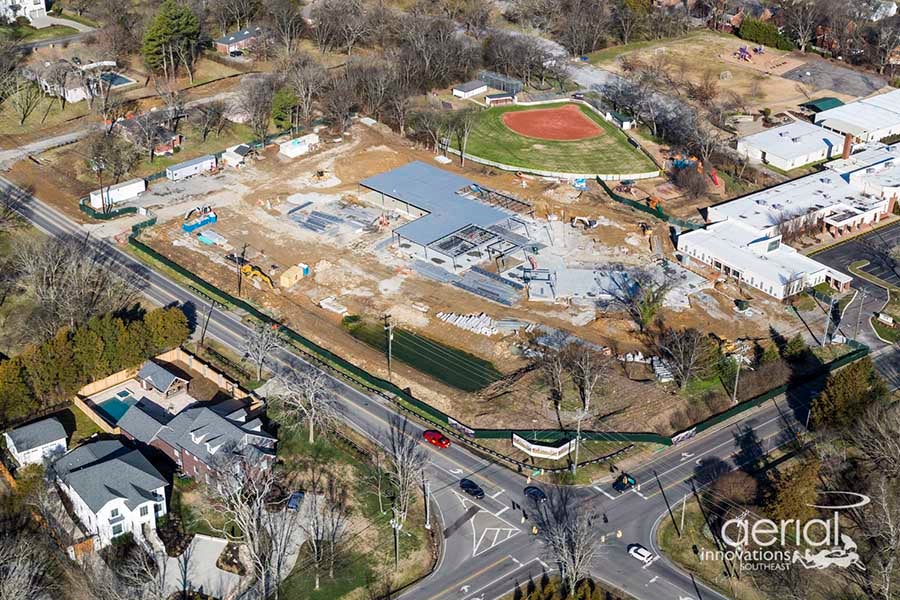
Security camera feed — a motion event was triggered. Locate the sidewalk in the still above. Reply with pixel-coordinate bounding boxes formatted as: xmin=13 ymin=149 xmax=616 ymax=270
xmin=29 ymin=15 xmax=95 ymax=32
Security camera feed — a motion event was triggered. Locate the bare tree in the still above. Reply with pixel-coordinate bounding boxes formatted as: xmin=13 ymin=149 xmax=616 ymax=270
xmin=283 ymin=53 xmax=328 ymax=126
xmin=657 ymin=328 xmax=717 ymax=390
xmin=848 ymin=402 xmax=900 ymax=477
xmin=603 ymin=270 xmax=671 ymax=333
xmin=243 ymin=322 xmax=280 ymax=381
xmin=85 ymin=132 xmax=140 ymax=213
xmin=266 ymin=0 xmax=306 ymax=55
xmin=384 ymin=416 xmax=427 ymax=565
xmin=209 ymin=452 xmax=300 ymax=600
xmin=0 ymin=534 xmax=56 ymax=600
xmin=450 ymin=107 xmax=479 ymax=167
xmin=270 ymin=366 xmax=336 ymax=444
xmin=240 ymin=74 xmax=277 ymax=144
xmin=533 ymin=488 xmax=601 ymax=597
xmin=14 ymin=234 xmax=140 ymax=337
xmin=864 ymin=16 xmax=900 ymax=74
xmin=540 ymin=346 xmax=567 ymax=407
xmin=9 ymin=77 xmax=43 ymax=126
xmin=324 ymin=73 xmax=356 ymax=133
xmin=563 ymin=342 xmax=609 ymax=412
xmin=613 ymin=0 xmax=647 ymax=44
xmin=193 ymin=100 xmax=229 ymax=142
xmin=298 ymin=471 xmax=350 ymax=589
xmin=410 ymin=106 xmax=450 ymax=153
xmin=779 ymin=0 xmax=823 ymax=53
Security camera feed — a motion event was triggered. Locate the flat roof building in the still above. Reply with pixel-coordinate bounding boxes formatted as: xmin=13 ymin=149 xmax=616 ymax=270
xmin=814 ymin=89 xmax=900 ymax=143
xmin=736 ymin=120 xmax=848 ymax=171
xmin=678 ymin=143 xmax=900 ymax=300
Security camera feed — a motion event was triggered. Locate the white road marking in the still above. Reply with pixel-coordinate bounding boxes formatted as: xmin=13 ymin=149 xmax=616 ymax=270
xmin=460 ymin=585 xmax=470 ymax=593
xmin=648 ymin=576 xmax=659 ymax=584
xmin=495 ymin=507 xmax=509 ymax=517
xmin=450 ymin=468 xmax=464 ymax=475
xmin=679 ymin=452 xmax=694 ymax=461
xmin=509 ymin=556 xmax=521 ymax=566
xmin=537 ymin=559 xmax=550 ymax=569
xmin=593 ymin=485 xmax=615 ymax=500
xmin=632 ymin=488 xmax=648 ymax=500
xmin=489 ymin=489 xmax=505 ymax=499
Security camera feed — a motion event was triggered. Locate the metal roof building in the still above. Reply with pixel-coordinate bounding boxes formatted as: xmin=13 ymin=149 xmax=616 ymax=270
xmin=814 ymin=89 xmax=900 ymax=142
xmin=736 ymin=120 xmax=848 ymax=171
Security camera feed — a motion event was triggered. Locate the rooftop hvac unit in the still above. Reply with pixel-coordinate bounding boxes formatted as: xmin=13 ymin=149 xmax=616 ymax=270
xmin=791 ymin=137 xmax=801 ymax=143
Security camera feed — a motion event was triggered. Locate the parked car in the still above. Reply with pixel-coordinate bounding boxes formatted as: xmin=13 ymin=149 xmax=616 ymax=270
xmin=423 ymin=430 xmax=451 ymax=448
xmin=287 ymin=491 xmax=305 ymax=512
xmin=571 ymin=92 xmax=585 ymax=100
xmin=459 ymin=478 xmax=485 ymax=499
xmin=523 ymin=486 xmax=547 ymax=503
xmin=612 ymin=473 xmax=637 ymax=493
xmin=229 ymin=50 xmax=243 ymax=57
xmin=627 ymin=544 xmax=654 ymax=565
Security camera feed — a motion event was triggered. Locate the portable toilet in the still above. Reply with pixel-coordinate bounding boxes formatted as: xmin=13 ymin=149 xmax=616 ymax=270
xmin=299 ymin=263 xmax=310 ymax=277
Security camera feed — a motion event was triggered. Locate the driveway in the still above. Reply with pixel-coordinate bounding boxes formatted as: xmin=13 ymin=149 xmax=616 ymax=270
xmin=163 ymin=534 xmax=241 ymax=599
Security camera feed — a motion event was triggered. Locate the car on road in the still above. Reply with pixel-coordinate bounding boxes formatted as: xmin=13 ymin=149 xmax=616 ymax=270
xmin=627 ymin=544 xmax=654 ymax=565
xmin=423 ymin=430 xmax=451 ymax=448
xmin=613 ymin=473 xmax=637 ymax=493
xmin=523 ymin=486 xmax=547 ymax=503
xmin=287 ymin=491 xmax=305 ymax=512
xmin=459 ymin=478 xmax=485 ymax=499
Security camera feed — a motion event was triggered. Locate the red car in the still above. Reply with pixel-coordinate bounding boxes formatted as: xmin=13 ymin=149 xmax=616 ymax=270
xmin=423 ymin=430 xmax=451 ymax=448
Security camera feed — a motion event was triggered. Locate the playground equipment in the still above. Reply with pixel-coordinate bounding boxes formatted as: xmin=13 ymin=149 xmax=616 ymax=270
xmin=241 ymin=264 xmax=275 ymax=289
xmin=736 ymin=46 xmax=752 ymax=62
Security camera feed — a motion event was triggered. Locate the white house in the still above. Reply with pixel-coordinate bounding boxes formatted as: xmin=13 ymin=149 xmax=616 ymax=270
xmin=1 ymin=0 xmax=47 ymax=23
xmin=736 ymin=121 xmax=849 ymax=171
xmin=678 ymin=143 xmax=900 ymax=300
xmin=55 ymin=440 xmax=167 ymax=548
xmin=452 ymin=80 xmax=488 ymax=99
xmin=3 ymin=417 xmax=66 ymax=467
xmin=814 ymin=89 xmax=900 ymax=143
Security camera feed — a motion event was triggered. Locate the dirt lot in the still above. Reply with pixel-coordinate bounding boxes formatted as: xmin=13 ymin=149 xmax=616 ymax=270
xmin=599 ymin=31 xmax=864 ymax=114
xmin=122 ymin=120 xmax=805 ymax=433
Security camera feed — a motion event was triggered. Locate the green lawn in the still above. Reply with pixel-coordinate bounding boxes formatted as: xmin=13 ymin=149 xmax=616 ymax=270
xmin=0 ymin=23 xmax=78 ymax=42
xmin=458 ymin=102 xmax=657 ymax=176
xmin=0 ymin=88 xmax=91 ymax=137
xmin=342 ymin=316 xmax=502 ymax=391
xmin=872 ymin=317 xmax=900 ymax=342
xmin=130 ymin=123 xmax=254 ymax=178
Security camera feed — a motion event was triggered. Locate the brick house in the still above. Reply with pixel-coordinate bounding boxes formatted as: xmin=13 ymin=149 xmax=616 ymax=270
xmin=118 ymin=402 xmax=276 ymax=483
xmin=115 ymin=113 xmax=183 ymax=156
xmin=215 ymin=26 xmax=264 ymax=54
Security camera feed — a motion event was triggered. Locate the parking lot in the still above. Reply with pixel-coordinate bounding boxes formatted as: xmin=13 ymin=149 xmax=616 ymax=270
xmin=783 ymin=60 xmax=887 ymax=97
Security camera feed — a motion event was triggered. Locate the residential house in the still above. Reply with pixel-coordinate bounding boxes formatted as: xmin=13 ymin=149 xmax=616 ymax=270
xmin=119 ymin=402 xmax=276 ymax=484
xmin=115 ymin=113 xmax=183 ymax=156
xmin=3 ymin=417 xmax=67 ymax=467
xmin=54 ymin=440 xmax=167 ymax=548
xmin=1 ymin=0 xmax=47 ymax=22
xmin=138 ymin=360 xmax=189 ymax=399
xmin=215 ymin=26 xmax=264 ymax=54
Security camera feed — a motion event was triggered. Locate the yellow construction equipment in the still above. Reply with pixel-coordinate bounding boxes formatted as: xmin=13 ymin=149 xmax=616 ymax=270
xmin=241 ymin=264 xmax=275 ymax=289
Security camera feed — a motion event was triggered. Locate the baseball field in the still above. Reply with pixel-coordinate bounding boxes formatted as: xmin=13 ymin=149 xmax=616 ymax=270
xmin=458 ymin=102 xmax=658 ymax=177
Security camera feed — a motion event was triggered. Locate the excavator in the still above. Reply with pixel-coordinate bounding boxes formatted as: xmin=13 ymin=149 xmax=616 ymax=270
xmin=241 ymin=264 xmax=275 ymax=289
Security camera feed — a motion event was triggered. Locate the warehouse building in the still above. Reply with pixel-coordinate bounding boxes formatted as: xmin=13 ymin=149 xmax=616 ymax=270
xmin=736 ymin=120 xmax=848 ymax=171
xmin=678 ymin=143 xmax=900 ymax=300
xmin=814 ymin=88 xmax=900 ymax=143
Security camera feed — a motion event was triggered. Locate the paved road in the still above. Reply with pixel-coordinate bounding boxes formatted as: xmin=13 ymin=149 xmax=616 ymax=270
xmin=4 ymin=175 xmax=896 ymax=600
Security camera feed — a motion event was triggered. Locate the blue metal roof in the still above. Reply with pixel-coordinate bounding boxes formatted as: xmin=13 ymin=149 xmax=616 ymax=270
xmin=360 ymin=162 xmax=510 ymax=247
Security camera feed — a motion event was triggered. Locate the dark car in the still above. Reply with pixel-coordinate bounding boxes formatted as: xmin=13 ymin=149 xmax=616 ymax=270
xmin=229 ymin=50 xmax=243 ymax=57
xmin=459 ymin=478 xmax=485 ymax=499
xmin=523 ymin=486 xmax=547 ymax=503
xmin=612 ymin=473 xmax=637 ymax=493
xmin=287 ymin=491 xmax=305 ymax=512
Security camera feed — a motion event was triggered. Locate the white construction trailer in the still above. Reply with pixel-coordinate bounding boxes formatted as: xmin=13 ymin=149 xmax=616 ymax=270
xmin=279 ymin=133 xmax=320 ymax=158
xmin=89 ymin=178 xmax=146 ymax=210
xmin=166 ymin=155 xmax=217 ymax=181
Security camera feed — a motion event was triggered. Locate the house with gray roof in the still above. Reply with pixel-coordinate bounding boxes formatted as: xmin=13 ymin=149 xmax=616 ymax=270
xmin=54 ymin=439 xmax=167 ymax=548
xmin=138 ymin=360 xmax=189 ymax=398
xmin=3 ymin=417 xmax=67 ymax=467
xmin=119 ymin=403 xmax=275 ymax=484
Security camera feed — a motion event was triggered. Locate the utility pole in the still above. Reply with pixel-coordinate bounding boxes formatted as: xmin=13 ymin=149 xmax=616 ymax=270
xmin=199 ymin=298 xmax=215 ymax=349
xmin=236 ymin=242 xmax=248 ymax=297
xmin=822 ymin=297 xmax=837 ymax=345
xmin=855 ymin=288 xmax=867 ymax=339
xmin=680 ymin=492 xmax=687 ymax=535
xmin=423 ymin=476 xmax=431 ymax=530
xmin=731 ymin=340 xmax=749 ymax=404
xmin=383 ymin=314 xmax=394 ymax=381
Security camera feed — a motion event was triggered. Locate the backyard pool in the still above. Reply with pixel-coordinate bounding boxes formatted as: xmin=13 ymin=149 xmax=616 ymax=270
xmin=95 ymin=389 xmax=137 ymax=424
xmin=100 ymin=72 xmax=134 ymax=87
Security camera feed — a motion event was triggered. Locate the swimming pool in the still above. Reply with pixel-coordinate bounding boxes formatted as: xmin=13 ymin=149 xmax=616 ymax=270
xmin=100 ymin=72 xmax=133 ymax=87
xmin=95 ymin=390 xmax=137 ymax=424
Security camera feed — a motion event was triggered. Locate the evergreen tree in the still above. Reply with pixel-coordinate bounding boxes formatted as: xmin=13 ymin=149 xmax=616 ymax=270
xmin=0 ymin=357 xmax=35 ymax=422
xmin=72 ymin=324 xmax=105 ymax=379
xmin=271 ymin=87 xmax=298 ymax=132
xmin=141 ymin=0 xmax=201 ymax=79
xmin=811 ymin=357 xmax=888 ymax=430
xmin=782 ymin=333 xmax=808 ymax=361
xmin=767 ymin=459 xmax=820 ymax=523
xmin=144 ymin=307 xmax=190 ymax=353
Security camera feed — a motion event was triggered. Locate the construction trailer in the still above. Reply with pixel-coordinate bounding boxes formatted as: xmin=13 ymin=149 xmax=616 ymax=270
xmin=279 ymin=133 xmax=320 ymax=158
xmin=166 ymin=155 xmax=217 ymax=181
xmin=89 ymin=178 xmax=146 ymax=210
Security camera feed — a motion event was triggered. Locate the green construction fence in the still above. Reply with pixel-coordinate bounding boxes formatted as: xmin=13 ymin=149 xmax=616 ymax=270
xmin=596 ymin=178 xmax=702 ymax=231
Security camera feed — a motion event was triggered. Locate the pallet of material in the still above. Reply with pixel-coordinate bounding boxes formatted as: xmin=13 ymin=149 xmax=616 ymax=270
xmin=437 ymin=312 xmax=499 ymax=336
xmin=318 ymin=296 xmax=348 ymax=315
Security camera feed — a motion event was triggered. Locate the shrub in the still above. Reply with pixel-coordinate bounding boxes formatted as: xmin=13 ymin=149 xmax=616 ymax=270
xmin=737 ymin=19 xmax=795 ymax=51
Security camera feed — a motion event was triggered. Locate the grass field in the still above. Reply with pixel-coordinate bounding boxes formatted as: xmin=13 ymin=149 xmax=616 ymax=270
xmin=342 ymin=316 xmax=502 ymax=391
xmin=458 ymin=102 xmax=657 ymax=176
xmin=0 ymin=23 xmax=78 ymax=42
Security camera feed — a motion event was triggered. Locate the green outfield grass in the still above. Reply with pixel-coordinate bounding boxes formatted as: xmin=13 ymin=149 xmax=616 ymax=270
xmin=457 ymin=102 xmax=657 ymax=176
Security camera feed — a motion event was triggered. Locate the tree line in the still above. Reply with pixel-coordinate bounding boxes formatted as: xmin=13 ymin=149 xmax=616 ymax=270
xmin=0 ymin=306 xmax=190 ymax=427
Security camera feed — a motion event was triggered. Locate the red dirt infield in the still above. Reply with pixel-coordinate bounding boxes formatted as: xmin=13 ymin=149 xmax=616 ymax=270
xmin=501 ymin=104 xmax=604 ymax=141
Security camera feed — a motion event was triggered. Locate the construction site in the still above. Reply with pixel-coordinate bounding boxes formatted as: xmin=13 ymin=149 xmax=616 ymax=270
xmin=123 ymin=120 xmax=811 ymax=437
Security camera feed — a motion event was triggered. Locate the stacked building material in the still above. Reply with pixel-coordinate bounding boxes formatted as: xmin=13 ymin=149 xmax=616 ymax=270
xmin=436 ymin=312 xmax=498 ymax=336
